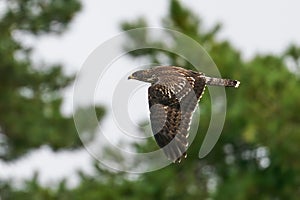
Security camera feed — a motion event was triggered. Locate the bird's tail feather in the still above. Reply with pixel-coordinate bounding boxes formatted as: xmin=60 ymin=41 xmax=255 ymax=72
xmin=205 ymin=76 xmax=240 ymax=88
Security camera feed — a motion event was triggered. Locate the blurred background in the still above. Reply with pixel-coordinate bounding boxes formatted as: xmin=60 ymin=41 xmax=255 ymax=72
xmin=1 ymin=0 xmax=300 ymax=199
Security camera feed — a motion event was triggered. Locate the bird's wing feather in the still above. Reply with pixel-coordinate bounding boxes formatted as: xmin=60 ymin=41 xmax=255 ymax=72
xmin=148 ymin=71 xmax=206 ymax=163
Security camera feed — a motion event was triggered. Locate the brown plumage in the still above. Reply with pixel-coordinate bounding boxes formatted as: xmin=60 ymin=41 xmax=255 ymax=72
xmin=128 ymin=66 xmax=240 ymax=163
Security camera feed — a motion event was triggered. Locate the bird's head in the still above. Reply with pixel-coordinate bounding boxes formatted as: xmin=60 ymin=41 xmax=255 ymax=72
xmin=128 ymin=69 xmax=158 ymax=83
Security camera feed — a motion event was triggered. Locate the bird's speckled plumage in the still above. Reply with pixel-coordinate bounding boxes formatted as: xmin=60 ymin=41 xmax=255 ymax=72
xmin=128 ymin=66 xmax=240 ymax=163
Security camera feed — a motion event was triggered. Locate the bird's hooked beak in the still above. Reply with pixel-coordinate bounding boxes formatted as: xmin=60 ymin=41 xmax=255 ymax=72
xmin=127 ymin=69 xmax=156 ymax=83
xmin=128 ymin=70 xmax=143 ymax=80
xmin=128 ymin=74 xmax=135 ymax=80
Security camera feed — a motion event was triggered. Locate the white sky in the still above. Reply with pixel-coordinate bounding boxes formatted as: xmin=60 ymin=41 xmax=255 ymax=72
xmin=1 ymin=0 xmax=300 ymax=188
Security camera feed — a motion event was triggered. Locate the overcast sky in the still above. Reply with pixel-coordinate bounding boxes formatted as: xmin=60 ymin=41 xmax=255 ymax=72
xmin=33 ymin=0 xmax=300 ymax=69
xmin=1 ymin=0 xmax=300 ymax=187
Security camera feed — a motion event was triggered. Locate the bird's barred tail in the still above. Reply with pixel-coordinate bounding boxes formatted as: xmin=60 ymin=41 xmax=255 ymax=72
xmin=205 ymin=76 xmax=240 ymax=88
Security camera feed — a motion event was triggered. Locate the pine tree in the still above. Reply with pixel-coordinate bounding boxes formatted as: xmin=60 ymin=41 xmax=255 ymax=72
xmin=0 ymin=0 xmax=104 ymax=160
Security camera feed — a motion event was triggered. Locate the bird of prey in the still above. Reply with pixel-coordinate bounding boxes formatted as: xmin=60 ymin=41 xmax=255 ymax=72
xmin=128 ymin=66 xmax=240 ymax=163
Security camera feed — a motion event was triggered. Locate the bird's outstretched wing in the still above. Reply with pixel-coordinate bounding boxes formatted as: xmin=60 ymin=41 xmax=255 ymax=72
xmin=148 ymin=70 xmax=206 ymax=163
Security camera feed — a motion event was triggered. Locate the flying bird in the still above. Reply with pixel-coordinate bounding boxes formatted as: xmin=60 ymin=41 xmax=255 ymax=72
xmin=128 ymin=66 xmax=240 ymax=163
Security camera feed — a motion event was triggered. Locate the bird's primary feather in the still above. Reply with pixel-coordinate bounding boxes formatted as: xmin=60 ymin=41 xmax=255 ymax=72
xmin=147 ymin=67 xmax=206 ymax=163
